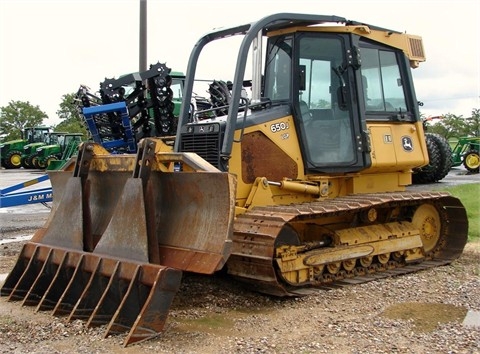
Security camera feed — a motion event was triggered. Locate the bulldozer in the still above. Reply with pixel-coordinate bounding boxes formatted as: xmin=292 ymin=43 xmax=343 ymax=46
xmin=1 ymin=13 xmax=468 ymax=347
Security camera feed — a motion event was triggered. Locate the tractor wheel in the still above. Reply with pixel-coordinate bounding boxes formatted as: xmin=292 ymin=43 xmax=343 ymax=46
xmin=45 ymin=155 xmax=59 ymax=168
xmin=35 ymin=157 xmax=47 ymax=169
xmin=426 ymin=133 xmax=453 ymax=181
xmin=21 ymin=156 xmax=31 ymax=169
xmin=30 ymin=154 xmax=41 ymax=169
xmin=5 ymin=150 xmax=22 ymax=169
xmin=463 ymin=150 xmax=480 ymax=173
xmin=412 ymin=134 xmax=441 ymax=184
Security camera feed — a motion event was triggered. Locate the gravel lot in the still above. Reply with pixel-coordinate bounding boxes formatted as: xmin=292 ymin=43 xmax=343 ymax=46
xmin=0 ymin=168 xmax=479 ymax=353
xmin=0 ymin=244 xmax=479 ymax=354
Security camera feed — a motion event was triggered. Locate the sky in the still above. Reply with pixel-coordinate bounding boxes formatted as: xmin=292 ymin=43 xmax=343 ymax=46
xmin=1 ymin=0 xmax=479 ymax=126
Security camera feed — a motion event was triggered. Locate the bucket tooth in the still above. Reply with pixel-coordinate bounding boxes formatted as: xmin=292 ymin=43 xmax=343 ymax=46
xmin=116 ymin=266 xmax=182 ymax=346
xmin=22 ymin=247 xmax=62 ymax=306
xmin=86 ymin=261 xmax=135 ymax=328
xmin=36 ymin=250 xmax=79 ymax=311
xmin=63 ymin=257 xmax=183 ymax=346
xmin=67 ymin=256 xmax=116 ymax=322
xmin=53 ymin=254 xmax=100 ymax=316
xmin=6 ymin=247 xmax=184 ymax=346
xmin=3 ymin=244 xmax=44 ymax=301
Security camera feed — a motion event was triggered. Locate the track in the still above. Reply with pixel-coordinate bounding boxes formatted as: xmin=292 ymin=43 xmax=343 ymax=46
xmin=227 ymin=191 xmax=469 ymax=296
xmin=287 ymin=259 xmax=452 ymax=295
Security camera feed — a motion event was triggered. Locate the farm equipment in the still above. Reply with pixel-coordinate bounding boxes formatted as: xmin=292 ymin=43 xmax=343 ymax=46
xmin=412 ymin=132 xmax=453 ymax=183
xmin=1 ymin=133 xmax=84 ymax=207
xmin=0 ymin=126 xmax=50 ymax=169
xmin=76 ymin=62 xmax=185 ymax=152
xmin=20 ymin=140 xmax=47 ymax=169
xmin=1 ymin=13 xmax=468 ymax=347
xmin=451 ymin=136 xmax=480 ymax=173
xmin=21 ymin=131 xmax=67 ymax=169
xmin=45 ymin=133 xmax=85 ymax=171
xmin=33 ymin=133 xmax=84 ymax=169
xmin=0 ymin=174 xmax=52 ymax=208
xmin=409 ymin=116 xmax=453 ymax=184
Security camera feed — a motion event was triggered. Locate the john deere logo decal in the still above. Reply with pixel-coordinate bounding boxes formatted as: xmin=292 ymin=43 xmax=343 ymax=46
xmin=401 ymin=136 xmax=413 ymax=152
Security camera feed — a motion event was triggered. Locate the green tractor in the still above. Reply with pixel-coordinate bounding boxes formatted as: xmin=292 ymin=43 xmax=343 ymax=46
xmin=0 ymin=126 xmax=50 ymax=169
xmin=46 ymin=133 xmax=85 ymax=170
xmin=451 ymin=136 xmax=480 ymax=173
xmin=20 ymin=131 xmax=62 ymax=169
xmin=34 ymin=133 xmax=84 ymax=169
xmin=21 ymin=140 xmax=46 ymax=168
xmin=26 ymin=132 xmax=68 ymax=169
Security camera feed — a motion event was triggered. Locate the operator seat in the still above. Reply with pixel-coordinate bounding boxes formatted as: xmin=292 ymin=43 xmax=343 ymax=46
xmin=299 ymin=101 xmax=312 ymax=123
xmin=301 ymin=101 xmax=354 ymax=164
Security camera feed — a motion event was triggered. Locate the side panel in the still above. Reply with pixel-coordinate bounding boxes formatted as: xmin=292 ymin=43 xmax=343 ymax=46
xmin=229 ymin=115 xmax=305 ymax=206
xmin=365 ymin=121 xmax=428 ymax=173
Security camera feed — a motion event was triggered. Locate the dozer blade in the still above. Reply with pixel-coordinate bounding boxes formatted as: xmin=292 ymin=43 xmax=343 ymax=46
xmin=147 ymin=171 xmax=236 ymax=272
xmin=1 ymin=139 xmax=236 ymax=346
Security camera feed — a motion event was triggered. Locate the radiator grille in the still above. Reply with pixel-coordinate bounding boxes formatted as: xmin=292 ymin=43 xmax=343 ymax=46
xmin=180 ymin=132 xmax=221 ymax=168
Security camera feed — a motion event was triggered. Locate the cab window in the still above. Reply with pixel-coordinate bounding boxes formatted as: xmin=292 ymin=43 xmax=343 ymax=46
xmin=360 ymin=48 xmax=407 ymax=113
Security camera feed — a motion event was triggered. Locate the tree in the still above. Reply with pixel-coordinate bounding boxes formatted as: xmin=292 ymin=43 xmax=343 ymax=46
xmin=312 ymin=98 xmax=331 ymax=109
xmin=425 ymin=113 xmax=471 ymax=139
xmin=465 ymin=108 xmax=480 ymax=137
xmin=0 ymin=100 xmax=48 ymax=141
xmin=53 ymin=93 xmax=88 ymax=136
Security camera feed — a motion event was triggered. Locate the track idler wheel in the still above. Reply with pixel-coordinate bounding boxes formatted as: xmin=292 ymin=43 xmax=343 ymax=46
xmin=377 ymin=253 xmax=391 ymax=264
xmin=411 ymin=203 xmax=441 ymax=253
xmin=411 ymin=198 xmax=468 ymax=260
xmin=359 ymin=256 xmax=373 ymax=267
xmin=326 ymin=262 xmax=341 ymax=274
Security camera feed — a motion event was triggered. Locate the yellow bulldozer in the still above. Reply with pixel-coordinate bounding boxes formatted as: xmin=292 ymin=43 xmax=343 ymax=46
xmin=1 ymin=13 xmax=468 ymax=346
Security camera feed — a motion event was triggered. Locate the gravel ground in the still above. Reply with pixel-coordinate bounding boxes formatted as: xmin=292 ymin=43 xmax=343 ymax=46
xmin=1 ymin=233 xmax=479 ymax=353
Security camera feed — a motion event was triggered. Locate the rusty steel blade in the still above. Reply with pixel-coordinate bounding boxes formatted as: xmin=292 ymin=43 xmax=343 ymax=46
xmin=93 ymin=178 xmax=151 ymax=262
xmin=150 ymin=171 xmax=236 ymax=273
xmin=33 ymin=177 xmax=85 ymax=249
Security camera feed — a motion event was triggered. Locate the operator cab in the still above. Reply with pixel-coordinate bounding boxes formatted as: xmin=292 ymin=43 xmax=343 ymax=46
xmin=176 ymin=14 xmax=424 ymax=176
xmin=263 ymin=31 xmax=418 ymax=174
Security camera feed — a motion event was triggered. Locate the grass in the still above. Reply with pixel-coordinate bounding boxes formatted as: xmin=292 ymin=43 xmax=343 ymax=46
xmin=441 ymin=183 xmax=480 ymax=241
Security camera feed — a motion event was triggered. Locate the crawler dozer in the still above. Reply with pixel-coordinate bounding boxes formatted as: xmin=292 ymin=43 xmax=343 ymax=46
xmin=1 ymin=13 xmax=468 ymax=346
